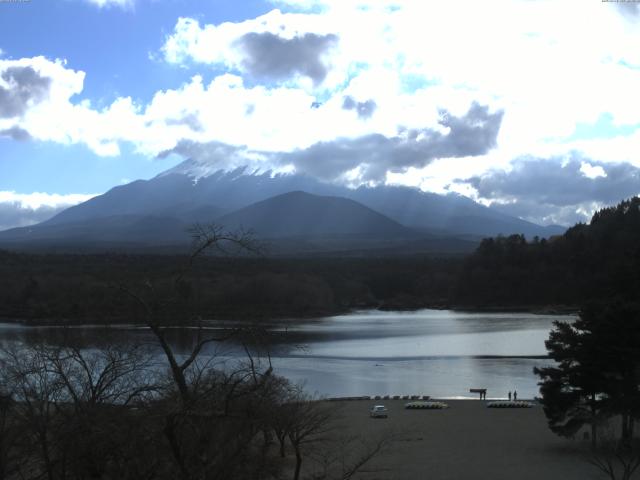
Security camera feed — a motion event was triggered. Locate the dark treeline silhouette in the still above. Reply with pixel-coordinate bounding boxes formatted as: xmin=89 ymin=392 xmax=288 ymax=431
xmin=455 ymin=196 xmax=640 ymax=307
xmin=0 ymin=252 xmax=458 ymax=324
xmin=2 ymin=196 xmax=640 ymax=324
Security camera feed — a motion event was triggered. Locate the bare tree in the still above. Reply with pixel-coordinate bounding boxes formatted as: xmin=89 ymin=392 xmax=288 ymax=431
xmin=270 ymin=389 xmax=398 ymax=480
xmin=309 ymin=431 xmax=398 ymax=480
xmin=0 ymin=388 xmax=20 ymax=480
xmin=117 ymin=223 xmax=262 ymax=404
xmin=0 ymin=334 xmax=160 ymax=480
xmin=114 ymin=224 xmax=290 ymax=480
xmin=587 ymin=426 xmax=640 ymax=480
xmin=283 ymin=394 xmax=337 ymax=480
xmin=1 ymin=345 xmax=67 ymax=480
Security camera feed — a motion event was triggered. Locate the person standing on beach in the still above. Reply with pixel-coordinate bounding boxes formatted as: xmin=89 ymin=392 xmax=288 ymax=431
xmin=508 ymin=391 xmax=512 ymax=401
xmin=513 ymin=390 xmax=517 ymax=401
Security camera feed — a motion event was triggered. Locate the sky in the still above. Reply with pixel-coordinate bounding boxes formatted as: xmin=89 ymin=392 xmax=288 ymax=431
xmin=1 ymin=0 xmax=640 ymax=230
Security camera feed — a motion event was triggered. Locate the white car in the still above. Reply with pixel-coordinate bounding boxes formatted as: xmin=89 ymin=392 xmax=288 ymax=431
xmin=370 ymin=405 xmax=388 ymax=418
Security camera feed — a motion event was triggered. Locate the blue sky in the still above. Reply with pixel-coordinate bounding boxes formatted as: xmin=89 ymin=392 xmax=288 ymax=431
xmin=1 ymin=0 xmax=640 ymax=229
xmin=0 ymin=0 xmax=272 ymax=195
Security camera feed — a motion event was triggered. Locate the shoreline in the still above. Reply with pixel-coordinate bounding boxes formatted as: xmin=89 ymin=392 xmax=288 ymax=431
xmin=0 ymin=304 xmax=579 ymax=327
xmin=324 ymin=396 xmax=538 ymax=402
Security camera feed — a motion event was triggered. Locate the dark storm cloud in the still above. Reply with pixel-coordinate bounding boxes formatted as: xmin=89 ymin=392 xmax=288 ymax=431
xmin=235 ymin=32 xmax=338 ymax=85
xmin=458 ymin=157 xmax=640 ymax=225
xmin=342 ymin=96 xmax=377 ymax=119
xmin=0 ymin=202 xmax=63 ymax=232
xmin=0 ymin=125 xmax=31 ymax=141
xmin=0 ymin=66 xmax=52 ymax=118
xmin=284 ymin=102 xmax=503 ymax=181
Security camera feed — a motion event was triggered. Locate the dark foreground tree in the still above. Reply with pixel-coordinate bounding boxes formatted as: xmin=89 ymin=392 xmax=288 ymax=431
xmin=535 ymin=301 xmax=640 ymax=448
xmin=0 ymin=339 xmax=158 ymax=480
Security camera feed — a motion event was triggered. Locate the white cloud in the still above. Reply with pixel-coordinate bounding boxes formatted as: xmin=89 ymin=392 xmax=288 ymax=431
xmin=161 ymin=11 xmax=334 ymax=74
xmin=0 ymin=191 xmax=98 ymax=231
xmin=158 ymin=2 xmax=640 ymax=156
xmin=4 ymin=1 xmax=640 ymax=195
xmin=0 ymin=191 xmax=97 ymax=209
xmin=84 ymin=0 xmax=134 ymax=9
xmin=580 ymin=162 xmax=607 ymax=179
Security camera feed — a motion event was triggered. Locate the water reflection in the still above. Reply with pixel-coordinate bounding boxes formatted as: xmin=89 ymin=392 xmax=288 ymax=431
xmin=0 ymin=309 xmax=574 ymax=399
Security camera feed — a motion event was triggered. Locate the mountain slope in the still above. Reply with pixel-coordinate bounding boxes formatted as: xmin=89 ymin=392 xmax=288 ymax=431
xmin=41 ymin=161 xmax=564 ymax=239
xmin=0 ymin=214 xmax=190 ymax=246
xmin=216 ymin=191 xmax=416 ymax=238
xmin=0 ymin=192 xmax=427 ymax=253
xmin=347 ymin=185 xmax=564 ymax=238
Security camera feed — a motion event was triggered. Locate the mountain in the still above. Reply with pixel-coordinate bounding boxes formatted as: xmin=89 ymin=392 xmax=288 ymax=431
xmin=347 ymin=185 xmax=564 ymax=238
xmin=44 ymin=165 xmax=339 ymax=227
xmin=40 ymin=159 xmax=564 ymax=238
xmin=216 ymin=191 xmax=415 ymax=239
xmin=0 ymin=214 xmax=189 ymax=249
xmin=0 ymin=191 xmax=432 ymax=254
xmin=0 ymin=159 xmax=565 ymax=253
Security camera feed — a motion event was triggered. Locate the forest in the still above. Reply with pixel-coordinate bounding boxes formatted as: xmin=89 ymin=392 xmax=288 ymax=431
xmin=1 ymin=196 xmax=639 ymax=325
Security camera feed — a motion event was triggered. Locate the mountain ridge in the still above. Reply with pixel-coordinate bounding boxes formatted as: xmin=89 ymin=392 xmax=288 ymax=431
xmin=0 ymin=161 xmax=566 ymax=253
xmin=215 ymin=190 xmax=417 ymax=238
xmin=41 ymin=160 xmax=564 ymax=238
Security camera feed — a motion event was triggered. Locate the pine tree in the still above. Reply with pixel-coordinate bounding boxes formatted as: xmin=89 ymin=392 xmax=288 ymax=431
xmin=535 ymin=301 xmax=640 ymax=447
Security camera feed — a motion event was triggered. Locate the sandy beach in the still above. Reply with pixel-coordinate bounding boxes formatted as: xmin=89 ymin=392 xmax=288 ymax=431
xmin=326 ymin=399 xmax=602 ymax=480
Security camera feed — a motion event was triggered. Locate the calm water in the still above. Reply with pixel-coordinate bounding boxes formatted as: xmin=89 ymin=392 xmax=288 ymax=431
xmin=0 ymin=309 xmax=574 ymax=399
xmin=268 ymin=310 xmax=572 ymax=399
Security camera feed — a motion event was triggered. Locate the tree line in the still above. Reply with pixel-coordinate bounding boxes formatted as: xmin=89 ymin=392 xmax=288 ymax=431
xmin=0 ymin=251 xmax=459 ymax=325
xmin=2 ymin=196 xmax=640 ymax=324
xmin=456 ymin=197 xmax=640 ymax=307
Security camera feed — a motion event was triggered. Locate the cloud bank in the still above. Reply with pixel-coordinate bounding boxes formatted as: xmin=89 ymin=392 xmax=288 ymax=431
xmin=458 ymin=157 xmax=640 ymax=225
xmin=0 ymin=192 xmax=97 ymax=231
xmin=162 ymin=102 xmax=503 ymax=183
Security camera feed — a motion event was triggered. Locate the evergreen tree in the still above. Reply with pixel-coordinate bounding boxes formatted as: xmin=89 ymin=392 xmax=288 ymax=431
xmin=535 ymin=301 xmax=640 ymax=447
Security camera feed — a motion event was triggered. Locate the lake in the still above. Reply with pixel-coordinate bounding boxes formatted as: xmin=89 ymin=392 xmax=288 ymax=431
xmin=0 ymin=309 xmax=574 ymax=399
xmin=267 ymin=309 xmax=572 ymax=399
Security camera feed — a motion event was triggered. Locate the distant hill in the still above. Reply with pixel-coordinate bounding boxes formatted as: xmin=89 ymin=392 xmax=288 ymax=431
xmin=347 ymin=185 xmax=564 ymax=238
xmin=216 ymin=191 xmax=416 ymax=238
xmin=0 ymin=214 xmax=189 ymax=247
xmin=0 ymin=191 xmax=480 ymax=255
